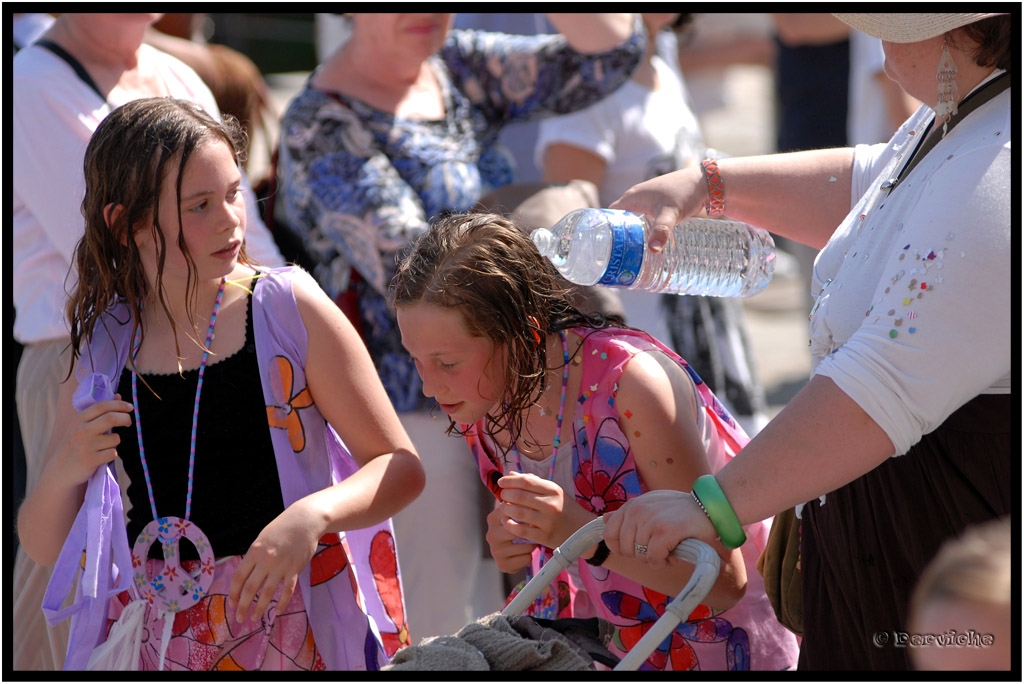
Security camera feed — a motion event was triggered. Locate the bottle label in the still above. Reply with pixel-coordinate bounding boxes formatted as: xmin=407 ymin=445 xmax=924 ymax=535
xmin=599 ymin=214 xmax=644 ymax=287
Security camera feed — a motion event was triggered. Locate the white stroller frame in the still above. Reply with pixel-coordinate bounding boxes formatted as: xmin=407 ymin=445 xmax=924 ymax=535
xmin=501 ymin=516 xmax=721 ymax=671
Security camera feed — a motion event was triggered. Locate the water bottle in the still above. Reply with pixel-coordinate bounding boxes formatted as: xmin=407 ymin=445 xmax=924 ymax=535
xmin=531 ymin=208 xmax=776 ymax=298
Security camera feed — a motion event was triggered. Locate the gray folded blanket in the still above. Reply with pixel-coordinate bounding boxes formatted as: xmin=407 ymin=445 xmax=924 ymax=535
xmin=383 ymin=612 xmax=617 ymax=671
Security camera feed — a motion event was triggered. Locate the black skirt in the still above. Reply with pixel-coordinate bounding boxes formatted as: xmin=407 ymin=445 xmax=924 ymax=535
xmin=798 ymin=393 xmax=1014 ymax=671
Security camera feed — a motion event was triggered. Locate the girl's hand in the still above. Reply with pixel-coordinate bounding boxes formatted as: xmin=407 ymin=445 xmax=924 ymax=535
xmin=485 ymin=500 xmax=536 ymax=573
xmin=496 ymin=472 xmax=594 ymax=551
xmin=53 ymin=396 xmax=134 ymax=487
xmin=17 ymin=390 xmax=133 ymax=566
xmin=229 ymin=500 xmax=323 ymax=623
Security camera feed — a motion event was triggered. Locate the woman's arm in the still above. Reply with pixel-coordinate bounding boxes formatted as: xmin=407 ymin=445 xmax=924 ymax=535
xmin=541 ymin=143 xmax=607 ymax=190
xmin=719 ymin=375 xmax=893 ymax=525
xmin=544 ymin=13 xmax=636 ymax=54
xmin=611 ymin=148 xmax=856 ymax=250
xmin=605 ymin=374 xmax=893 ymax=566
xmin=442 ymin=17 xmax=643 ymax=126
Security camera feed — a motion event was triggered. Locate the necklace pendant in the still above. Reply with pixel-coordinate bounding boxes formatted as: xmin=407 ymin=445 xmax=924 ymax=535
xmin=132 ymin=516 xmax=216 ymax=619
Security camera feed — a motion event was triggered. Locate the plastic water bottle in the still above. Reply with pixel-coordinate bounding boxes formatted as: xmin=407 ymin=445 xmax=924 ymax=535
xmin=531 ymin=208 xmax=776 ymax=298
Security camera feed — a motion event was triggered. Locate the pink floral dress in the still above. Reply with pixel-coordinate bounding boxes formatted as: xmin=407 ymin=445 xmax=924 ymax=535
xmin=467 ymin=327 xmax=799 ymax=671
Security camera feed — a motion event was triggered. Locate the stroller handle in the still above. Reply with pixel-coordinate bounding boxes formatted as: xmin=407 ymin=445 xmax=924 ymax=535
xmin=500 ymin=516 xmax=721 ymax=671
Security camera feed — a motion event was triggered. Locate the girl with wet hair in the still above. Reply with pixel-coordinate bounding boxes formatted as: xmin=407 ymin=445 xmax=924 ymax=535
xmin=18 ymin=97 xmax=424 ymax=671
xmin=390 ymin=211 xmax=798 ymax=671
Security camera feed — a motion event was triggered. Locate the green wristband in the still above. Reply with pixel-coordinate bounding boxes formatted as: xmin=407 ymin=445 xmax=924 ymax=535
xmin=691 ymin=474 xmax=747 ymax=550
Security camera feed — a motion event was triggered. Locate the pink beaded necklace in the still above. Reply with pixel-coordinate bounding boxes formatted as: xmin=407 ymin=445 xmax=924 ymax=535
xmin=129 ymin=277 xmax=225 ymax=619
xmin=508 ymin=329 xmax=570 ymax=619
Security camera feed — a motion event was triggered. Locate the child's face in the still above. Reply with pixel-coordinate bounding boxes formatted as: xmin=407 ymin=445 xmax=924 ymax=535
xmin=136 ymin=139 xmax=245 ymax=284
xmin=396 ymin=301 xmax=506 ymax=424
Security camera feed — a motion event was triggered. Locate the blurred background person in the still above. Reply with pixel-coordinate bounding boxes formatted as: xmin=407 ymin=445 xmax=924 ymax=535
xmin=145 ymin=13 xmax=281 ymax=185
xmin=847 ymin=29 xmax=922 ymax=145
xmin=769 ymin=13 xmax=851 ymax=314
xmin=9 ymin=8 xmax=56 ymax=593
xmin=12 ymin=11 xmax=55 ymax=50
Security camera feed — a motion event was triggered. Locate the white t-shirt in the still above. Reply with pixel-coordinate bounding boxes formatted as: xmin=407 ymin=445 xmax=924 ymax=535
xmin=811 ymin=76 xmax=1011 ymax=455
xmin=12 ymin=42 xmax=284 ymax=344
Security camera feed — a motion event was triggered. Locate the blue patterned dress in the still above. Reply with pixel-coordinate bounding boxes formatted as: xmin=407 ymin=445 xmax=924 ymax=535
xmin=278 ymin=27 xmax=644 ymax=411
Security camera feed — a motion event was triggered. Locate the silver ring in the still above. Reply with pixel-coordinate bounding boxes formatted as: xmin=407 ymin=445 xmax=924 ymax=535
xmin=634 ymin=543 xmax=648 ymax=555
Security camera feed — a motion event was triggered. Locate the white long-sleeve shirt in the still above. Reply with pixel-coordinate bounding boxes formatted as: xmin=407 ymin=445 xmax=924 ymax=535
xmin=12 ymin=42 xmax=284 ymax=344
xmin=810 ymin=75 xmax=1011 ymax=456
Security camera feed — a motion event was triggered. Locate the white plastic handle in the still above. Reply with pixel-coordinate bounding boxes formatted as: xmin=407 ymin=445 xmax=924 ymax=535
xmin=500 ymin=516 xmax=721 ymax=671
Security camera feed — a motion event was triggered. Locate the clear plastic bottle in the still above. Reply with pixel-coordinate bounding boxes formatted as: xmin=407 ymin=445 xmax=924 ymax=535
xmin=532 ymin=207 xmax=776 ymax=298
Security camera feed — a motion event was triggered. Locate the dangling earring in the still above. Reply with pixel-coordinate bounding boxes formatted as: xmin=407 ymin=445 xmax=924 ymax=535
xmin=935 ymin=39 xmax=959 ymax=137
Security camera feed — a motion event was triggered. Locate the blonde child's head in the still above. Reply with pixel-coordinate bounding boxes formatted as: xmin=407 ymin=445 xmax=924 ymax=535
xmin=908 ymin=516 xmax=1012 ymax=671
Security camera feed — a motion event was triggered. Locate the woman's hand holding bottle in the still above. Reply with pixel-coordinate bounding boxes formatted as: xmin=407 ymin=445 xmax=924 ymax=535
xmin=610 ymin=166 xmax=707 ymax=252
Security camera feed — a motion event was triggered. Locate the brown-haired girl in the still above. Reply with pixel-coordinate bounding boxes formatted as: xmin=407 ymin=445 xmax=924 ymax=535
xmin=17 ymin=97 xmax=424 ymax=671
xmin=389 ymin=212 xmax=798 ymax=670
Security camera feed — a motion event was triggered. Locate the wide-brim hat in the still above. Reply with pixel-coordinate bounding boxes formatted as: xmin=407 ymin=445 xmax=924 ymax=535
xmin=833 ymin=13 xmax=1004 ymax=43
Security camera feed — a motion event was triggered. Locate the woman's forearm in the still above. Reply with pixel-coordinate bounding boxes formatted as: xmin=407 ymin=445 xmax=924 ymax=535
xmin=716 ymin=149 xmax=856 ymax=249
xmin=612 ymin=148 xmax=856 ymax=250
xmin=718 ymin=375 xmax=895 ymax=524
xmin=545 ymin=13 xmax=636 ymax=54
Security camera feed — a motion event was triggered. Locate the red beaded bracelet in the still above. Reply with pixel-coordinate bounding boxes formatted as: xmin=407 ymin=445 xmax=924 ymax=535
xmin=701 ymin=158 xmax=725 ymax=217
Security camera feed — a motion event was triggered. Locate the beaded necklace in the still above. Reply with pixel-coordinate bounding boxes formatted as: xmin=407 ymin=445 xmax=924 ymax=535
xmin=508 ymin=329 xmax=570 ymax=619
xmin=129 ymin=277 xmax=225 ymax=619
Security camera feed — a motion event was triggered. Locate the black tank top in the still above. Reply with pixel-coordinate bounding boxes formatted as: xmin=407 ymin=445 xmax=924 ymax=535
xmin=115 ymin=288 xmax=285 ymax=560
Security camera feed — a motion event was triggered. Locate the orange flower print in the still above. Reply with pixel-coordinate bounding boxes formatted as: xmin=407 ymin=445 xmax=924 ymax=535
xmin=266 ymin=356 xmax=314 ymax=452
xmin=370 ymin=530 xmax=410 ymax=655
xmin=310 ymin=533 xmax=349 ymax=587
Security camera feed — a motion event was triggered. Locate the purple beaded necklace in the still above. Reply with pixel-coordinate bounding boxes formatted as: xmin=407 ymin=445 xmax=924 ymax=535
xmin=509 ymin=329 xmax=570 ymax=619
xmin=128 ymin=277 xmax=225 ymax=618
